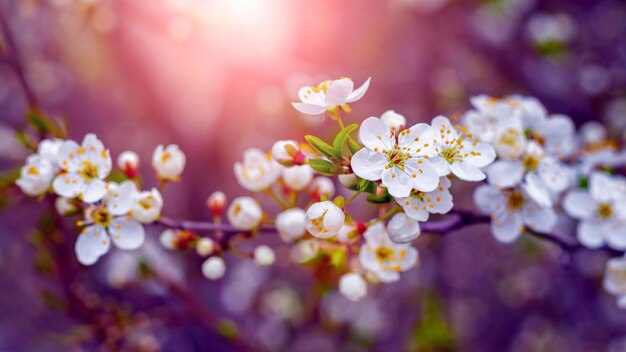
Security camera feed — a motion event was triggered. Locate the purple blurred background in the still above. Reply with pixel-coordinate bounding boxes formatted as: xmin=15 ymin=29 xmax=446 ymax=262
xmin=1 ymin=0 xmax=626 ymax=350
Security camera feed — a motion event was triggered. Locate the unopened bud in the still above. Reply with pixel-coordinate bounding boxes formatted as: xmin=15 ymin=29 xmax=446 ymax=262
xmin=117 ymin=151 xmax=140 ymax=178
xmin=338 ymin=173 xmax=358 ymax=187
xmin=202 ymin=256 xmax=226 ymax=280
xmin=207 ymin=191 xmax=227 ymax=216
xmin=309 ymin=177 xmax=335 ymax=201
xmin=196 ymin=237 xmax=215 ymax=257
xmin=254 ymin=245 xmax=275 ymax=266
xmin=55 ymin=197 xmax=78 ymax=216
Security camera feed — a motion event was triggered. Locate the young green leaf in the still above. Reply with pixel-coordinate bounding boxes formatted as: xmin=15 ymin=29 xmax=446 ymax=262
xmin=332 ymin=123 xmax=358 ymax=158
xmin=308 ymin=158 xmax=335 ymax=176
xmin=305 ymin=135 xmax=335 ymax=158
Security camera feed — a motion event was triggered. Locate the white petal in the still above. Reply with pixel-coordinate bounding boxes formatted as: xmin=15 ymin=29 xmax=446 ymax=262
xmin=106 ymin=180 xmax=138 ymax=215
xmin=590 ymin=172 xmax=614 ymax=203
xmin=358 ymin=117 xmax=393 ymax=151
xmin=492 ymin=211 xmax=523 ymax=243
xmin=486 ymin=160 xmax=524 ymax=188
xmin=350 ymin=149 xmax=387 ymax=181
xmin=399 ymin=246 xmax=419 ymax=270
xmin=431 ymin=115 xmax=459 ymax=145
xmin=429 ymin=156 xmax=450 ymax=177
xmin=374 ymin=269 xmax=401 ymax=283
xmin=52 ymin=173 xmax=85 ymax=198
xmin=298 ymin=86 xmax=325 ymax=105
xmin=562 ymin=190 xmax=593 ymax=219
xmin=381 ymin=167 xmax=413 ymax=198
xmin=109 ymin=217 xmax=145 ymax=250
xmin=398 ymin=123 xmax=436 ymax=157
xmin=325 ymin=78 xmax=353 ymax=105
xmin=605 ymin=220 xmax=626 ymax=250
xmin=291 ymin=102 xmax=328 ymax=115
xmin=405 ymin=159 xmax=439 ymax=192
xmin=522 ymin=173 xmax=553 ymax=208
xmin=473 ymin=184 xmax=505 ymax=214
xmin=82 ymin=179 xmax=108 ymax=203
xmin=463 ymin=141 xmax=496 ymax=168
xmin=387 ymin=213 xmax=421 ymax=243
xmin=450 ymin=162 xmax=485 ymax=181
xmin=523 ymin=202 xmax=557 ymax=232
xmin=345 ymin=77 xmax=370 ymax=103
xmin=75 ymin=225 xmax=110 ymax=265
xmin=397 ymin=196 xmax=429 ymax=221
xmin=577 ymin=219 xmax=605 ymax=249
xmin=323 ymin=205 xmax=345 ymax=233
xmin=537 ymin=160 xmax=569 ymax=193
xmin=57 ymin=140 xmax=81 ymax=171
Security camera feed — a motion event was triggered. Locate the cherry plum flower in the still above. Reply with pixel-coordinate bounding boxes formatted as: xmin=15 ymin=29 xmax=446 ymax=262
xmin=359 ymin=222 xmax=418 ymax=283
xmin=227 ymin=197 xmax=263 ymax=230
xmin=563 ymin=172 xmax=626 ymax=250
xmin=394 ymin=177 xmax=453 ymax=222
xmin=152 ymin=144 xmax=186 ymax=181
xmin=474 ymin=184 xmax=557 ymax=243
xmin=52 ymin=134 xmax=112 ymax=203
xmin=16 ymin=154 xmax=56 ymax=196
xmin=276 ymin=208 xmax=307 ymax=242
xmin=75 ymin=181 xmax=145 ymax=265
xmin=234 ymin=148 xmax=282 ymax=192
xmin=292 ymin=77 xmax=371 ymax=116
xmin=131 ymin=188 xmax=163 ymax=224
xmin=386 ymin=213 xmax=421 ymax=244
xmin=351 ymin=117 xmax=440 ymax=198
xmin=305 ymin=201 xmax=345 ymax=238
xmin=339 ymin=273 xmax=367 ymax=302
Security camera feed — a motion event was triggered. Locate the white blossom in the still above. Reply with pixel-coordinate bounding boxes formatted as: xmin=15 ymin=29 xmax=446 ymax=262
xmin=152 ymin=144 xmax=186 ymax=181
xmin=282 ymin=165 xmax=314 ymax=191
xmin=276 ymin=208 xmax=307 ymax=242
xmin=603 ymin=255 xmax=626 ymax=308
xmin=309 ymin=177 xmax=335 ymax=200
xmin=387 ymin=213 xmax=421 ymax=244
xmin=394 ymin=177 xmax=453 ymax=221
xmin=227 ymin=197 xmax=263 ymax=230
xmin=55 ymin=197 xmax=77 ymax=215
xmin=337 ymin=223 xmax=360 ymax=243
xmin=351 ymin=117 xmax=440 ymax=198
xmin=52 ymin=134 xmax=112 ymax=202
xmin=254 ymin=245 xmax=275 ymax=266
xmin=563 ymin=172 xmax=626 ymax=249
xmin=359 ymin=222 xmax=419 ymax=283
xmin=75 ymin=181 xmax=145 ymax=265
xmin=16 ymin=154 xmax=56 ymax=196
xmin=196 ymin=237 xmax=215 ymax=257
xmin=202 ymin=256 xmax=226 ymax=280
xmin=305 ymin=201 xmax=345 ymax=238
xmin=292 ymin=77 xmax=371 ymax=116
xmin=131 ymin=188 xmax=163 ymax=224
xmin=234 ymin=148 xmax=282 ymax=192
xmin=474 ymin=184 xmax=557 ymax=243
xmin=339 ymin=273 xmax=367 ymax=302
xmin=380 ymin=110 xmax=406 ymax=132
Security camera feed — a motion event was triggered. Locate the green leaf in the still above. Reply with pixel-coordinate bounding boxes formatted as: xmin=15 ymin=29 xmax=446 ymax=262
xmin=355 ymin=178 xmax=376 ymax=194
xmin=348 ymin=138 xmax=363 ymax=154
xmin=26 ymin=109 xmax=67 ymax=138
xmin=305 ymin=135 xmax=335 ymax=159
xmin=308 ymin=158 xmax=335 ymax=176
xmin=367 ymin=193 xmax=392 ymax=204
xmin=15 ymin=130 xmax=38 ymax=151
xmin=332 ymin=123 xmax=358 ymax=157
xmin=578 ymin=176 xmax=588 ymax=190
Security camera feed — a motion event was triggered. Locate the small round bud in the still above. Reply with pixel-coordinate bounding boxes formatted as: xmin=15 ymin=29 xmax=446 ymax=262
xmin=282 ymin=165 xmax=314 ymax=191
xmin=117 ymin=151 xmax=140 ymax=178
xmin=276 ymin=208 xmax=306 ymax=242
xmin=380 ymin=110 xmax=406 ymax=132
xmin=196 ymin=237 xmax=215 ymax=257
xmin=227 ymin=197 xmax=263 ymax=230
xmin=387 ymin=213 xmax=421 ymax=244
xmin=159 ymin=229 xmax=177 ymax=250
xmin=305 ymin=201 xmax=345 ymax=238
xmin=202 ymin=256 xmax=226 ymax=280
xmin=338 ymin=173 xmax=358 ymax=187
xmin=55 ymin=197 xmax=78 ymax=216
xmin=254 ymin=245 xmax=275 ymax=266
xmin=152 ymin=144 xmax=186 ymax=181
xmin=207 ymin=191 xmax=227 ymax=216
xmin=339 ymin=273 xmax=367 ymax=302
xmin=309 ymin=177 xmax=335 ymax=201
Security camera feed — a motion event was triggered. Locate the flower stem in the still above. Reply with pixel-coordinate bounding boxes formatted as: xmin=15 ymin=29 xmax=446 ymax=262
xmin=265 ymin=187 xmax=289 ymax=209
xmin=344 ymin=191 xmax=362 ymax=206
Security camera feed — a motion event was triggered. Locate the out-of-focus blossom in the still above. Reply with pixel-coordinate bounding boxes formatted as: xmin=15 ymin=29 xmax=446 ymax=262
xmin=580 ymin=121 xmax=607 ymax=146
xmin=159 ymin=229 xmax=177 ymax=250
xmin=338 ymin=173 xmax=358 ymax=187
xmin=16 ymin=154 xmax=55 ymax=196
xmin=305 ymin=201 xmax=344 ymax=238
xmin=52 ymin=134 xmax=112 ymax=202
xmin=206 ymin=191 xmax=227 ymax=216
xmin=282 ymin=165 xmax=314 ymax=191
xmin=386 ymin=213 xmax=421 ymax=244
xmin=75 ymin=181 xmax=144 ymax=265
xmin=196 ymin=237 xmax=215 ymax=257
xmin=202 ymin=256 xmax=226 ymax=280
xmin=474 ymin=184 xmax=557 ymax=243
xmin=337 ymin=222 xmax=360 ymax=243
xmin=234 ymin=148 xmax=282 ymax=192
xmin=339 ymin=273 xmax=367 ymax=301
xmin=380 ymin=110 xmax=406 ymax=133
xmin=604 ymin=255 xmax=626 ymax=308
xmin=359 ymin=222 xmax=418 ymax=282
xmin=271 ymin=140 xmax=311 ymax=166
xmin=55 ymin=197 xmax=77 ymax=215
xmin=394 ymin=176 xmax=453 ymax=221
xmin=227 ymin=197 xmax=263 ymax=230
xmin=351 ymin=117 xmax=439 ymax=197
xmin=254 ymin=245 xmax=275 ymax=266
xmin=291 ymin=239 xmax=320 ymax=263
xmin=152 ymin=144 xmax=186 ymax=181
xmin=526 ymin=12 xmax=576 ymax=45
xmin=131 ymin=188 xmax=163 ymax=224
xmin=117 ymin=150 xmax=139 ymax=178
xmin=563 ymin=172 xmax=626 ymax=249
xmin=309 ymin=177 xmax=335 ymax=201
xmin=37 ymin=138 xmax=64 ymax=168
xmin=292 ymin=77 xmax=371 ymax=116
xmin=276 ymin=208 xmax=307 ymax=242
xmin=429 ymin=116 xmax=496 ymax=181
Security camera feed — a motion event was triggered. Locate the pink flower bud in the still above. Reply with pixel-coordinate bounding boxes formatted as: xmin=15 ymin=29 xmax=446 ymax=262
xmin=117 ymin=151 xmax=140 ymax=178
xmin=207 ymin=191 xmax=227 ymax=216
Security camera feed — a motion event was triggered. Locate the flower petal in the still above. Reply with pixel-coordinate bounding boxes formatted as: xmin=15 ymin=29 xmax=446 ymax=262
xmin=381 ymin=167 xmax=414 ymax=198
xmin=473 ymin=184 xmax=505 ymax=214
xmin=75 ymin=225 xmax=110 ymax=265
xmin=292 ymin=102 xmax=328 ymax=115
xmin=346 ymin=77 xmax=370 ymax=103
xmin=106 ymin=180 xmax=138 ymax=215
xmin=486 ymin=160 xmax=524 ymax=188
xmin=491 ymin=211 xmax=523 ymax=243
xmin=82 ymin=179 xmax=108 ymax=203
xmin=562 ymin=190 xmax=593 ymax=219
xmin=398 ymin=123 xmax=436 ymax=157
xmin=351 ymin=149 xmax=387 ymax=181
xmin=358 ymin=117 xmax=394 ymax=151
xmin=52 ymin=173 xmax=85 ymax=198
xmin=405 ymin=159 xmax=439 ymax=192
xmin=577 ymin=218 xmax=605 ymax=249
xmin=449 ymin=162 xmax=485 ymax=181
xmin=109 ymin=217 xmax=145 ymax=250
xmin=522 ymin=173 xmax=553 ymax=208
xmin=325 ymin=78 xmax=353 ymax=105
xmin=523 ymin=201 xmax=557 ymax=232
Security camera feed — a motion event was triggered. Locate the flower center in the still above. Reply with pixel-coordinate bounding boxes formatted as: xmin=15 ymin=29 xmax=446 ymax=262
xmin=139 ymin=197 xmax=154 ymax=210
xmin=79 ymin=161 xmax=99 ymax=180
xmin=27 ymin=166 xmax=39 ymax=175
xmin=92 ymin=207 xmax=112 ymax=227
xmin=311 ymin=81 xmax=329 ymax=94
xmin=506 ymin=191 xmax=525 ymax=211
xmin=598 ymin=203 xmax=613 ymax=219
xmin=376 ymin=247 xmax=396 ymax=262
xmin=385 ymin=146 xmax=410 ymax=170
xmin=521 ymin=155 xmax=540 ymax=172
xmin=525 ymin=129 xmax=546 ymax=146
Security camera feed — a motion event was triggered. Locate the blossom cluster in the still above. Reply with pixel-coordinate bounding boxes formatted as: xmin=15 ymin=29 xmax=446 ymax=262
xmin=15 ymin=76 xmax=626 ymax=307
